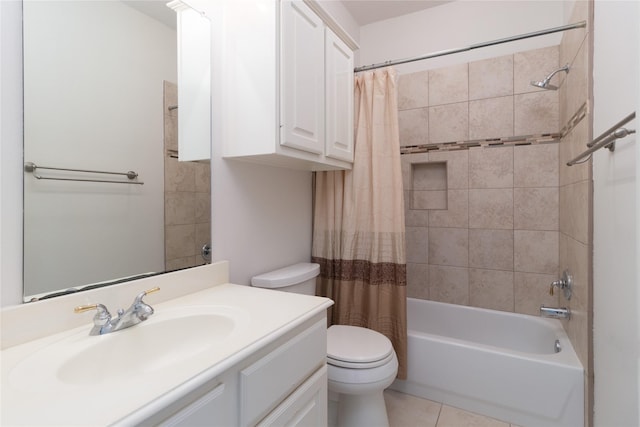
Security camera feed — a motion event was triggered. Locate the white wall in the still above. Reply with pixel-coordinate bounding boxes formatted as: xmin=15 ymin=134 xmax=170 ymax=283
xmin=316 ymin=0 xmax=360 ymax=45
xmin=210 ymin=159 xmax=313 ymax=286
xmin=0 ymin=0 xmax=24 ymax=307
xmin=203 ymin=0 xmax=359 ymax=286
xmin=22 ymin=1 xmax=175 ymax=297
xmin=358 ymin=0 xmax=566 ymax=74
xmin=195 ymin=0 xmax=339 ymax=286
xmin=592 ymin=1 xmax=639 ymax=425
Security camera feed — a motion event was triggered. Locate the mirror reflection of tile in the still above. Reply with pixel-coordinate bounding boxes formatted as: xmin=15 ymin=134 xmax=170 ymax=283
xmin=163 ymin=81 xmax=211 ymax=271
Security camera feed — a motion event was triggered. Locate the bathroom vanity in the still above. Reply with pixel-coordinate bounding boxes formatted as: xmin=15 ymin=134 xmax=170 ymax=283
xmin=1 ymin=262 xmax=333 ymax=426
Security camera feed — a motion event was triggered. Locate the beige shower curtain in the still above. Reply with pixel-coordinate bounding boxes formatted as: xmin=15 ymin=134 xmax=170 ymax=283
xmin=312 ymin=68 xmax=407 ymax=378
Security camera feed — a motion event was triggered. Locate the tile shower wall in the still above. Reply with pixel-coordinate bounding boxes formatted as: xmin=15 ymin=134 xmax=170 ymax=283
xmin=400 ymin=46 xmax=563 ymax=315
xmin=163 ymin=81 xmax=211 ymax=270
xmin=557 ymin=1 xmax=593 ymax=425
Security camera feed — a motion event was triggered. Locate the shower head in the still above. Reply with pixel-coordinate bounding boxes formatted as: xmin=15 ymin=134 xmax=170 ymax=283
xmin=530 ymin=80 xmax=559 ymax=90
xmin=530 ymin=64 xmax=570 ymax=90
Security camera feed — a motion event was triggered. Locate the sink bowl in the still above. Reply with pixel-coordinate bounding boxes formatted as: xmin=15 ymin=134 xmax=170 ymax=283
xmin=9 ymin=305 xmax=249 ymax=391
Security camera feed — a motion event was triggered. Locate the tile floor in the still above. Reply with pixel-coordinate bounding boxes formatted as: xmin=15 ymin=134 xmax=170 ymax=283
xmin=384 ymin=390 xmax=521 ymax=427
xmin=329 ymin=389 xmax=521 ymax=427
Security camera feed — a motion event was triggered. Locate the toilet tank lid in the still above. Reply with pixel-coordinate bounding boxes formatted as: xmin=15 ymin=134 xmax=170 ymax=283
xmin=251 ymin=263 xmax=320 ymax=288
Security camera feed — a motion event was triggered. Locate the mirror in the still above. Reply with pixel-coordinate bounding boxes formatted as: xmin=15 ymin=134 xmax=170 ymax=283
xmin=22 ymin=0 xmax=211 ymax=301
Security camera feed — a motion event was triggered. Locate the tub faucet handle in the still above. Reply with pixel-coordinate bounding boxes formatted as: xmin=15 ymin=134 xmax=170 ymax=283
xmin=549 ymin=270 xmax=573 ymax=300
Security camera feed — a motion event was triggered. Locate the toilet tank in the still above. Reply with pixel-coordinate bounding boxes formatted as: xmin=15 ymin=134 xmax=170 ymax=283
xmin=250 ymin=263 xmax=320 ymax=295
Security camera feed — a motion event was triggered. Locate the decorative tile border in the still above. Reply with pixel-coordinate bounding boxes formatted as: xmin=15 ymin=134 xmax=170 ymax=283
xmin=400 ymin=101 xmax=588 ymax=156
xmin=400 ymin=132 xmax=562 ymax=155
xmin=560 ymin=101 xmax=588 ymax=137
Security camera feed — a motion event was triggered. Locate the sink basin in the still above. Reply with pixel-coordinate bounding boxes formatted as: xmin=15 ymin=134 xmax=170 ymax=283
xmin=9 ymin=305 xmax=249 ymax=391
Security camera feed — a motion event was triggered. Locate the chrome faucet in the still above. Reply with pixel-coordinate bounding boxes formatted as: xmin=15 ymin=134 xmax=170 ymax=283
xmin=74 ymin=287 xmax=160 ymax=335
xmin=540 ymin=305 xmax=571 ymax=319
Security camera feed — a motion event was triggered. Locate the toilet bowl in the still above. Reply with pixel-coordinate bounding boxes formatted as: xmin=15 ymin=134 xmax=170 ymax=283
xmin=327 ymin=325 xmax=398 ymax=427
xmin=251 ymin=263 xmax=398 ymax=427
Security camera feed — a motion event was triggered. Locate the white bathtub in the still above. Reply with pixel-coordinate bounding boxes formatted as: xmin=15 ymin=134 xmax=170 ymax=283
xmin=390 ymin=298 xmax=584 ymax=427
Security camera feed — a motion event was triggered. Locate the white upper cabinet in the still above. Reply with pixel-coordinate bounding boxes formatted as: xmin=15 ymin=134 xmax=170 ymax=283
xmin=168 ymin=0 xmax=212 ymax=162
xmin=220 ymin=0 xmax=356 ymax=171
xmin=281 ymin=1 xmax=325 ymax=155
xmin=324 ymin=29 xmax=354 ymax=162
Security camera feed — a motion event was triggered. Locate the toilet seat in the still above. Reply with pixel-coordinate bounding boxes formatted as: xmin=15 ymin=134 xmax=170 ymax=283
xmin=327 ymin=325 xmax=394 ymax=369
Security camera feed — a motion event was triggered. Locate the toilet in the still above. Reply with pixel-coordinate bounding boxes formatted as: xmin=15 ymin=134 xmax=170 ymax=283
xmin=251 ymin=263 xmax=398 ymax=427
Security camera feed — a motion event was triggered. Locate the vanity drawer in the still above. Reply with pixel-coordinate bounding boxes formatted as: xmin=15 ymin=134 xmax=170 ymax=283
xmin=239 ymin=319 xmax=326 ymax=427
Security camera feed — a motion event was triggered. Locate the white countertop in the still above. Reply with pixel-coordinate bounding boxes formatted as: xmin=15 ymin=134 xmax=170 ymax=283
xmin=1 ymin=282 xmax=332 ymax=426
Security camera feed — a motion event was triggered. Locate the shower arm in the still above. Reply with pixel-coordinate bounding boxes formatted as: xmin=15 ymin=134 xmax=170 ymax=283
xmin=541 ymin=65 xmax=570 ymax=85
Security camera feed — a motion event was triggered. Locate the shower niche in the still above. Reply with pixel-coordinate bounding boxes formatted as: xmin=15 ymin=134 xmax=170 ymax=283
xmin=410 ymin=162 xmax=448 ymax=210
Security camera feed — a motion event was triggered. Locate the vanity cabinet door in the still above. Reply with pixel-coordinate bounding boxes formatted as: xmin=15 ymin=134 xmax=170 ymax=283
xmin=280 ymin=0 xmax=325 ymax=155
xmin=238 ymin=319 xmax=326 ymax=427
xmin=153 ymin=380 xmax=236 ymax=427
xmin=256 ymin=365 xmax=327 ymax=427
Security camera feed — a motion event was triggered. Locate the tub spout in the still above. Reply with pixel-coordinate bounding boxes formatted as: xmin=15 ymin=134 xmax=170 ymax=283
xmin=540 ymin=305 xmax=571 ymax=319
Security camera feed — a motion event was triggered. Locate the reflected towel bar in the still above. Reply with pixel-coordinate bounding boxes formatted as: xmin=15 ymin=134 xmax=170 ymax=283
xmin=24 ymin=162 xmax=144 ymax=185
xmin=566 ymin=111 xmax=636 ymax=166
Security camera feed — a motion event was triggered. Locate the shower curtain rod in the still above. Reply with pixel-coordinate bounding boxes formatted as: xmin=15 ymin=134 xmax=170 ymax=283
xmin=354 ymin=20 xmax=587 ymax=72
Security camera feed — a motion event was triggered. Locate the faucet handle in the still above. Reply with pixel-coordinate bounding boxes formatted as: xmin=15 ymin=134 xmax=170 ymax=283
xmin=549 ymin=270 xmax=573 ymax=300
xmin=146 ymin=286 xmax=160 ymax=295
xmin=74 ymin=303 xmax=112 ymax=326
xmin=130 ymin=287 xmax=160 ymax=322
xmin=74 ymin=303 xmax=109 ymax=315
xmin=74 ymin=304 xmax=98 ymax=314
xmin=134 ymin=286 xmax=160 ymax=304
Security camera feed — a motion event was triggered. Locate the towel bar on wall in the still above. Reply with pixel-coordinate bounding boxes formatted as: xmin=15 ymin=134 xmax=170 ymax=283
xmin=24 ymin=162 xmax=144 ymax=185
xmin=566 ymin=111 xmax=636 ymax=166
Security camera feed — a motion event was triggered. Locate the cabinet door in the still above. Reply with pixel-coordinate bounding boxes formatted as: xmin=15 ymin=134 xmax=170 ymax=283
xmin=325 ymin=29 xmax=354 ymax=162
xmin=256 ymin=365 xmax=328 ymax=427
xmin=239 ymin=319 xmax=326 ymax=427
xmin=170 ymin=1 xmax=212 ymax=161
xmin=280 ymin=1 xmax=324 ymax=155
xmin=157 ymin=382 xmax=234 ymax=427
